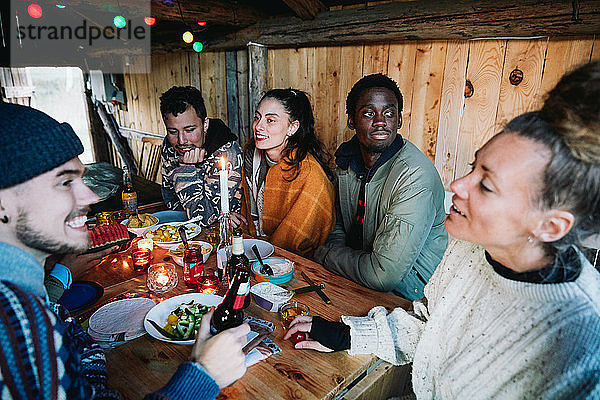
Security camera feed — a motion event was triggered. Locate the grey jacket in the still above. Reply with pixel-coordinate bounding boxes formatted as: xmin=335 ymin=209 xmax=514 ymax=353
xmin=314 ymin=140 xmax=448 ymax=300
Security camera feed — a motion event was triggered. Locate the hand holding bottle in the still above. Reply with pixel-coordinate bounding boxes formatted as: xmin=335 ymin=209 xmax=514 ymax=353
xmin=190 ymin=309 xmax=250 ymax=388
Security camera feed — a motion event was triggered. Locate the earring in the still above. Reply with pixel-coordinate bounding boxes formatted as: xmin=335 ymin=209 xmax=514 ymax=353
xmin=1 ymin=215 xmax=8 ymax=224
xmin=527 ymin=235 xmax=534 ymax=244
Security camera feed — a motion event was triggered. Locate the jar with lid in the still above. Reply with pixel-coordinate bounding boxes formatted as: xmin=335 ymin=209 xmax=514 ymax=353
xmin=183 ymin=244 xmax=204 ymax=287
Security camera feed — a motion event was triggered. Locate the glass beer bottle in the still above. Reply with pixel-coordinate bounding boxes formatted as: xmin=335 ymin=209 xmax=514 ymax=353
xmin=209 ymin=260 xmax=250 ymax=334
xmin=227 ymin=228 xmax=249 ymax=281
xmin=121 ymin=165 xmax=138 ymax=215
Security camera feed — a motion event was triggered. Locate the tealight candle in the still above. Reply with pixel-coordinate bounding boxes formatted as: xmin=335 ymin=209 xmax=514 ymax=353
xmin=198 ymin=273 xmax=218 ymax=295
xmin=147 ymin=263 xmax=178 ymax=293
xmin=137 ymin=238 xmax=153 ymax=251
xmin=219 ymin=156 xmax=229 ymax=214
xmin=131 ymin=249 xmax=151 ymax=272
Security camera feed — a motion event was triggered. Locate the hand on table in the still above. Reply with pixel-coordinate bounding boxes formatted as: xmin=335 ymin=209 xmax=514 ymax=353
xmin=49 ymin=246 xmax=119 ymax=280
xmin=229 ymin=212 xmax=247 ymax=228
xmin=190 ymin=309 xmax=250 ymax=389
xmin=284 ymin=316 xmax=334 ymax=352
xmin=179 ymin=148 xmax=206 ymax=164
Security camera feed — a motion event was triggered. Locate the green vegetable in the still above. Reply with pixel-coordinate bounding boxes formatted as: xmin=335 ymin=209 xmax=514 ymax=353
xmin=159 ymin=301 xmax=210 ymax=341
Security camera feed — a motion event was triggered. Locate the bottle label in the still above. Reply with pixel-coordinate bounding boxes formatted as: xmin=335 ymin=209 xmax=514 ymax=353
xmin=183 ymin=262 xmax=204 ymax=284
xmin=231 ymin=236 xmax=244 ymax=256
xmin=232 ymin=281 xmax=249 ymax=309
xmin=122 ymin=192 xmax=138 ymax=212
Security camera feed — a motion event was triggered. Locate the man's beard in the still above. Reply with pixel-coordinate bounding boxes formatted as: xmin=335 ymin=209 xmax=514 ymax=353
xmin=361 ymin=143 xmax=388 ymax=154
xmin=15 ymin=208 xmax=90 ymax=255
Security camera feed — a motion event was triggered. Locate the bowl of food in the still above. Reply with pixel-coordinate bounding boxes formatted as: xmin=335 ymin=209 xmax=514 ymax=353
xmin=167 ymin=241 xmax=213 ymax=265
xmin=250 ymin=282 xmax=293 ymax=312
xmin=121 ymin=213 xmax=159 ymax=236
xmin=144 ymin=222 xmax=201 ymax=248
xmin=251 ymin=257 xmax=294 ymax=285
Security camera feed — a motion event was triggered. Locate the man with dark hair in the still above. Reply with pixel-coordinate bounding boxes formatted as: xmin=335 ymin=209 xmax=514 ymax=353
xmin=0 ymin=103 xmax=249 ymax=399
xmin=314 ymin=74 xmax=448 ymax=300
xmin=160 ymin=86 xmax=243 ymax=226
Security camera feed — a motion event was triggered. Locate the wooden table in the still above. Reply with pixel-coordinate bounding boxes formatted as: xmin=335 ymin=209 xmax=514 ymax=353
xmin=78 ymin=234 xmax=410 ymax=400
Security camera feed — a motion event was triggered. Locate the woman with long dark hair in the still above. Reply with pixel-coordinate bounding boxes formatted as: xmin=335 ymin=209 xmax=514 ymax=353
xmin=232 ymin=89 xmax=335 ymax=256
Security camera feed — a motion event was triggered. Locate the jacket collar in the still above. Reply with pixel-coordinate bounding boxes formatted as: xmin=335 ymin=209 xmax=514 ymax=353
xmin=0 ymin=242 xmax=47 ymax=298
xmin=335 ymin=134 xmax=404 ymax=182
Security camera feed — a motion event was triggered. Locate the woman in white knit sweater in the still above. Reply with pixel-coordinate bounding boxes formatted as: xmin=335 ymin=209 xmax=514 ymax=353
xmin=285 ymin=62 xmax=600 ymax=399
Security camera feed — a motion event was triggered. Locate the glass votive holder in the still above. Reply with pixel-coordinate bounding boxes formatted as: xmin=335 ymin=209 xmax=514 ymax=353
xmin=147 ymin=262 xmax=178 ymax=293
xmin=279 ymin=301 xmax=310 ymax=330
xmin=198 ymin=272 xmax=219 ymax=295
xmin=96 ymin=212 xmax=113 ymax=226
xmin=131 ymin=248 xmax=151 ymax=272
xmin=137 ymin=238 xmax=154 ymax=251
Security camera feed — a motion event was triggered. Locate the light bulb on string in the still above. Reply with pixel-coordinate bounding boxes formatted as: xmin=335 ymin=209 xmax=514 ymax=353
xmin=197 ymin=21 xmax=207 ymax=27
xmin=56 ymin=5 xmax=66 ymax=9
xmin=28 ymin=4 xmax=43 ymax=18
xmin=114 ymin=16 xmax=126 ymax=28
xmin=192 ymin=42 xmax=203 ymax=52
xmin=144 ymin=17 xmax=155 ymax=26
xmin=182 ymin=31 xmax=193 ymax=43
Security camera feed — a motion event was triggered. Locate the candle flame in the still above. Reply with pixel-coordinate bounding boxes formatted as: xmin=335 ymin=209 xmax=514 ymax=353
xmin=123 ymin=260 xmax=129 ymax=268
xmin=219 ymin=156 xmax=227 ymax=170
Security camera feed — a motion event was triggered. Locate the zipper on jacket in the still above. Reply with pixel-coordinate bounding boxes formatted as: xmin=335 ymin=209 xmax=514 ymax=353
xmin=415 ymin=269 xmax=427 ymax=285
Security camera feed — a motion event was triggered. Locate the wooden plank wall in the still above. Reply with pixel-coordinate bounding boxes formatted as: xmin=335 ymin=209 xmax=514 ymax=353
xmin=118 ymin=37 xmax=599 ymax=188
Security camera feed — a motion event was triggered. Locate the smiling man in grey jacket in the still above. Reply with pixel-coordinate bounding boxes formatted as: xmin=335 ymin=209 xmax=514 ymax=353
xmin=314 ymin=74 xmax=448 ymax=300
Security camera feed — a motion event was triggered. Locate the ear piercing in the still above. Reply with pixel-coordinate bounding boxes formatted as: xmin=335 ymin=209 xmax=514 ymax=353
xmin=1 ymin=215 xmax=8 ymax=224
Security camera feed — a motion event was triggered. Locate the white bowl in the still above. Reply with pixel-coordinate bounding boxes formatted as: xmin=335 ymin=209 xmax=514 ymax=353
xmin=144 ymin=222 xmax=201 ymax=248
xmin=168 ymin=241 xmax=213 ymax=265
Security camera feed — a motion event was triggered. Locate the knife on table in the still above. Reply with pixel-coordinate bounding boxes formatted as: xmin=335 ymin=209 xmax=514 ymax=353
xmin=300 ymin=271 xmax=331 ymax=304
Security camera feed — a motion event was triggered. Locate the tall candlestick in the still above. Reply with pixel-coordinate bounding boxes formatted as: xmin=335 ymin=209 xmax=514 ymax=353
xmin=219 ymin=157 xmax=230 ymax=214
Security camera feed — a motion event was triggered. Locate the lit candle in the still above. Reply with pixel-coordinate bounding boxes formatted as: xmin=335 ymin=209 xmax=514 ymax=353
xmin=198 ymin=273 xmax=218 ymax=295
xmin=156 ymin=271 xmax=169 ymax=285
xmin=131 ymin=249 xmax=151 ymax=272
xmin=137 ymin=238 xmax=153 ymax=251
xmin=219 ymin=156 xmax=229 ymax=214
xmin=147 ymin=262 xmax=178 ymax=293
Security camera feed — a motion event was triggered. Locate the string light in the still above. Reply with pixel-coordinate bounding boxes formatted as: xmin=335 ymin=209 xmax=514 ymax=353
xmin=27 ymin=4 xmax=43 ymax=19
xmin=114 ymin=15 xmax=126 ymax=28
xmin=182 ymin=31 xmax=193 ymax=43
xmin=192 ymin=42 xmax=203 ymax=52
xmin=144 ymin=17 xmax=155 ymax=26
xmin=56 ymin=4 xmax=66 ymax=9
xmin=197 ymin=21 xmax=206 ymax=27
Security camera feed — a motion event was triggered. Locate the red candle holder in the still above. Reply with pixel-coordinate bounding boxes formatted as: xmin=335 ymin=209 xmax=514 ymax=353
xmin=132 ymin=249 xmax=151 ymax=272
xmin=198 ymin=273 xmax=219 ymax=294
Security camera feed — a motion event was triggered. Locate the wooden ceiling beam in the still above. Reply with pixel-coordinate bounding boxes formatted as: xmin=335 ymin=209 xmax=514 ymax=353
xmin=151 ymin=0 xmax=264 ymax=26
xmin=281 ymin=0 xmax=328 ymax=20
xmin=205 ymin=0 xmax=600 ymax=50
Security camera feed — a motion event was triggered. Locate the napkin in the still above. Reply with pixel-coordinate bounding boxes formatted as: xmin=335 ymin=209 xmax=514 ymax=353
xmin=244 ymin=317 xmax=281 ymax=367
xmin=88 ymin=298 xmax=156 ymax=342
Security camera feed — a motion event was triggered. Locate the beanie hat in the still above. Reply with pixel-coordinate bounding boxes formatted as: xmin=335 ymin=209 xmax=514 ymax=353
xmin=0 ymin=102 xmax=84 ymax=189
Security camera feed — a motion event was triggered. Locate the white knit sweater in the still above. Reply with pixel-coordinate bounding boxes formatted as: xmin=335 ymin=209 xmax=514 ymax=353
xmin=342 ymin=239 xmax=600 ymax=399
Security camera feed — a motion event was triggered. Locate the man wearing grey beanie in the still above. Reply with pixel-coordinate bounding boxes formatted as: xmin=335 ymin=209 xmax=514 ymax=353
xmin=0 ymin=103 xmax=249 ymax=399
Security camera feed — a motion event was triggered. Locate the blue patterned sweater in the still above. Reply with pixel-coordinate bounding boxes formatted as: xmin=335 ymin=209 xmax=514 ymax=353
xmin=0 ymin=242 xmax=220 ymax=399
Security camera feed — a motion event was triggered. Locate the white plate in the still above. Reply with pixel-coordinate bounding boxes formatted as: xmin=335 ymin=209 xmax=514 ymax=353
xmin=144 ymin=222 xmax=201 ymax=248
xmin=89 ymin=297 xmax=156 ymax=341
xmin=122 ymin=211 xmax=188 ymax=237
xmin=168 ymin=241 xmax=213 ymax=265
xmin=217 ymin=238 xmax=274 ymax=262
xmin=144 ymin=293 xmax=222 ymax=345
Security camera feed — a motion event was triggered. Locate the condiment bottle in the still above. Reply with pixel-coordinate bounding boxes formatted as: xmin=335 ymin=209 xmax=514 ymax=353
xmin=210 ymin=254 xmax=250 ymax=334
xmin=121 ymin=165 xmax=138 ymax=216
xmin=183 ymin=244 xmax=204 ymax=287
